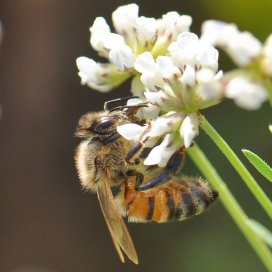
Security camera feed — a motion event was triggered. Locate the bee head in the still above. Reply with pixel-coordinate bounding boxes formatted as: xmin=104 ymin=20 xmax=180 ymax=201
xmin=75 ymin=111 xmax=125 ymax=139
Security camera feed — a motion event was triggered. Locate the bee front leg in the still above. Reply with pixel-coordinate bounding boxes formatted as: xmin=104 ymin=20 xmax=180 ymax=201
xmin=125 ymin=131 xmax=151 ymax=165
xmin=101 ymin=132 xmax=121 ymax=145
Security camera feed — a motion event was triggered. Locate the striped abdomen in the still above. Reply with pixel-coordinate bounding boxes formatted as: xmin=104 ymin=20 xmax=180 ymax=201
xmin=116 ymin=177 xmax=218 ymax=223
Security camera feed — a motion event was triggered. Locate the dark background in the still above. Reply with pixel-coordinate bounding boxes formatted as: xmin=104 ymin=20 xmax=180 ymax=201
xmin=0 ymin=0 xmax=271 ymax=272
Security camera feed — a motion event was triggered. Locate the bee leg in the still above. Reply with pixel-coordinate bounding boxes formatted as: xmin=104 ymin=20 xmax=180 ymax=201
xmin=125 ymin=132 xmax=151 ymax=165
xmin=126 ymin=169 xmax=144 ymax=188
xmin=137 ymin=149 xmax=186 ymax=191
xmin=101 ymin=132 xmax=121 ymax=145
xmin=125 ymin=142 xmax=142 ymax=165
xmin=136 ymin=171 xmax=170 ymax=191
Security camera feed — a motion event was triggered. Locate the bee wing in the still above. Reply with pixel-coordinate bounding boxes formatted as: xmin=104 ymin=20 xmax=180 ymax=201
xmin=97 ymin=171 xmax=138 ymax=264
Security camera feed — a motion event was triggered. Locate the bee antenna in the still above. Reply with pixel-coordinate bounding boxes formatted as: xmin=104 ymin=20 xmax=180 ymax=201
xmin=104 ymin=96 xmax=139 ymax=111
xmin=109 ymin=104 xmax=148 ymax=113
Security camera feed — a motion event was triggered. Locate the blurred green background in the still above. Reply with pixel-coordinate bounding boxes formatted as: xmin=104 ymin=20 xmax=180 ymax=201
xmin=0 ymin=0 xmax=271 ymax=271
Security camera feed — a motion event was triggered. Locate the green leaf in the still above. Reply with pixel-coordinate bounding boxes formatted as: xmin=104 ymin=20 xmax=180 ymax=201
xmin=249 ymin=219 xmax=272 ymax=249
xmin=242 ymin=149 xmax=272 ymax=183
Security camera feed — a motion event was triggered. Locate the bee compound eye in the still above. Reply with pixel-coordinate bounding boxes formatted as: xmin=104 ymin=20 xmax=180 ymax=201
xmin=93 ymin=117 xmax=116 ymax=135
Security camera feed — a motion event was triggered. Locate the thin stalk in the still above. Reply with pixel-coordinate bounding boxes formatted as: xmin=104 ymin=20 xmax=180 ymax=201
xmin=187 ymin=145 xmax=272 ymax=271
xmin=199 ymin=115 xmax=272 ymax=219
xmin=262 ymin=78 xmax=272 ymax=107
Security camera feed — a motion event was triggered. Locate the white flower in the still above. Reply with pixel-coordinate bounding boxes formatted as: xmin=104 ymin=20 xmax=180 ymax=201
xmin=130 ymin=76 xmax=145 ymax=98
xmin=144 ymin=90 xmax=168 ymax=105
xmin=117 ymin=123 xmax=147 ymax=142
xmin=144 ymin=134 xmax=180 ymax=167
xmin=126 ymin=97 xmax=160 ymax=119
xmin=151 ymin=12 xmax=192 ymax=57
xmin=148 ymin=113 xmax=185 ymax=137
xmin=77 ymin=3 xmax=192 ymax=94
xmin=134 ymin=32 xmax=222 ymax=114
xmin=201 ymin=20 xmax=262 ymax=66
xmin=119 ymin=31 xmax=223 ymax=167
xmin=108 ymin=44 xmax=135 ymax=71
xmin=134 ymin=52 xmax=165 ymax=91
xmin=112 ymin=3 xmax=139 ymax=35
xmin=90 ymin=17 xmax=111 ymax=54
xmin=180 ymin=65 xmax=196 ymax=87
xmin=76 ymin=57 xmax=130 ymax=92
xmin=136 ymin=16 xmax=157 ymax=40
xmin=228 ymin=32 xmax=262 ymax=66
xmin=179 ymin=113 xmax=199 ymax=148
xmin=157 ymin=12 xmax=192 ymax=38
xmin=225 ymin=77 xmax=268 ymax=110
xmin=261 ymin=34 xmax=272 ymax=76
xmin=169 ymin=32 xmax=219 ymax=71
xmin=196 ymin=69 xmax=224 ymax=103
xmin=201 ymin=20 xmax=238 ymax=46
xmin=76 ymin=57 xmax=100 ymax=86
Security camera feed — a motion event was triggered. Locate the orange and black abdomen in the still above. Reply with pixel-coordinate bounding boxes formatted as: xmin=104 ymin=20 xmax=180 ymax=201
xmin=116 ymin=177 xmax=218 ymax=223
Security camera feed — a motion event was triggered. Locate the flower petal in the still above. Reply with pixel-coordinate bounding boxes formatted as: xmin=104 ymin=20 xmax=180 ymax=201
xmin=180 ymin=65 xmax=196 ymax=87
xmin=90 ymin=17 xmax=111 ymax=52
xmin=225 ymin=77 xmax=268 ymax=110
xmin=196 ymin=68 xmax=223 ymax=100
xmin=158 ymin=12 xmax=192 ymax=37
xmin=134 ymin=52 xmax=156 ymax=74
xmin=136 ymin=16 xmax=157 ymax=39
xmin=135 ymin=53 xmax=164 ymax=91
xmin=261 ymin=34 xmax=272 ymax=76
xmin=109 ymin=44 xmax=135 ymax=71
xmin=131 ymin=76 xmax=146 ymax=98
xmin=201 ymin=20 xmax=261 ymax=66
xmin=76 ymin=57 xmax=98 ymax=85
xmin=112 ymin=3 xmax=139 ymax=34
xmin=144 ymin=134 xmax=178 ymax=167
xmin=228 ymin=32 xmax=262 ymax=66
xmin=180 ymin=113 xmax=199 ymax=148
xmin=201 ymin=20 xmax=238 ymax=46
xmin=117 ymin=123 xmax=147 ymax=142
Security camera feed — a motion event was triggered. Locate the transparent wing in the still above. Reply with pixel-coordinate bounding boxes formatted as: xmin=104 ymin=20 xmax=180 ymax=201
xmin=97 ymin=171 xmax=138 ymax=264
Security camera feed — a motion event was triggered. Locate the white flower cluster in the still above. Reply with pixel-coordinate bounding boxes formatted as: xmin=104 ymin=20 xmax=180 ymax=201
xmin=117 ymin=32 xmax=224 ymax=166
xmin=202 ymin=20 xmax=269 ymax=110
xmin=76 ymin=4 xmax=272 ymax=167
xmin=77 ymin=3 xmax=192 ymax=92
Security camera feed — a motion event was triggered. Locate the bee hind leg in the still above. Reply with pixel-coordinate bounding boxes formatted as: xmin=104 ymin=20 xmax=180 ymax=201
xmin=137 ymin=150 xmax=186 ymax=191
xmin=126 ymin=169 xmax=144 ymax=188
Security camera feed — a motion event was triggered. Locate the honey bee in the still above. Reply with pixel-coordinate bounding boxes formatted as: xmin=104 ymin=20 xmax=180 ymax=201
xmin=74 ymin=98 xmax=218 ymax=264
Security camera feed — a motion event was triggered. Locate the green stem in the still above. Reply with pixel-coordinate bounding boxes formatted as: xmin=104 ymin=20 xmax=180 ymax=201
xmin=187 ymin=145 xmax=272 ymax=271
xmin=262 ymin=79 xmax=272 ymax=107
xmin=199 ymin=115 xmax=272 ymax=219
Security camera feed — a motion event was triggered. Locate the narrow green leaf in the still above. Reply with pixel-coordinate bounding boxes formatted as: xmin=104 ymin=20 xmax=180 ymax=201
xmin=242 ymin=149 xmax=272 ymax=183
xmin=249 ymin=219 xmax=272 ymax=249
